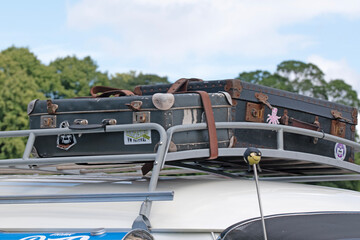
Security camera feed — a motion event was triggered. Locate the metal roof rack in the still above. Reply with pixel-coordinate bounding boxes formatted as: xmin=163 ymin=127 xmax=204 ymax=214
xmin=0 ymin=123 xmax=173 ymax=231
xmin=0 ymin=122 xmax=359 ymax=229
xmin=1 ymin=122 xmax=359 ymax=179
xmin=162 ymin=122 xmax=360 ymax=181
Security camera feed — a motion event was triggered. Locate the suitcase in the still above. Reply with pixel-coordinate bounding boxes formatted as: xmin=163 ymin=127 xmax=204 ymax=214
xmin=134 ymin=78 xmax=358 ymax=163
xmin=28 ymin=91 xmax=233 ymax=158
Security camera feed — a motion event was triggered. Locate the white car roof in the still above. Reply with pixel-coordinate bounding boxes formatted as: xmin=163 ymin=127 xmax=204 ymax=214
xmin=1 ymin=177 xmax=360 ymax=231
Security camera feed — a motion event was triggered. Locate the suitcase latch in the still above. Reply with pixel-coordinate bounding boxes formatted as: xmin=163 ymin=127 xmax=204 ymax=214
xmin=73 ymin=119 xmax=89 ymax=125
xmin=246 ymin=102 xmax=265 ymax=122
xmin=40 ymin=115 xmax=57 ymax=128
xmin=255 ymin=92 xmax=273 ymax=110
xmin=331 ymin=110 xmax=349 ymax=138
xmin=331 ymin=120 xmax=346 ymax=138
xmin=133 ymin=112 xmax=150 ymax=123
xmin=331 ymin=110 xmax=351 ymax=123
xmin=126 ymin=101 xmax=143 ymax=111
xmin=47 ymin=100 xmax=58 ymax=114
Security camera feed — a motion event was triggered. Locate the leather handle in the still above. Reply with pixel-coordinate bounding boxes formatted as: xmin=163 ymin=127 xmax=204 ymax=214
xmin=195 ymin=91 xmax=218 ymax=160
xmin=281 ymin=109 xmax=320 ymax=131
xmin=167 ymin=78 xmax=203 ymax=93
xmin=90 ymin=86 xmax=135 ymax=97
xmin=69 ymin=119 xmax=116 ymax=131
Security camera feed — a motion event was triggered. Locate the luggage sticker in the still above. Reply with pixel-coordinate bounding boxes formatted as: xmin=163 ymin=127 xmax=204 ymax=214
xmin=57 ymin=121 xmax=77 ymax=151
xmin=334 ymin=143 xmax=346 ymax=161
xmin=124 ymin=130 xmax=152 ymax=145
xmin=266 ymin=108 xmax=280 ymax=125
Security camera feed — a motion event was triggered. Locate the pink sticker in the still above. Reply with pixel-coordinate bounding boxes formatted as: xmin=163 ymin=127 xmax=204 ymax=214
xmin=266 ymin=108 xmax=280 ymax=125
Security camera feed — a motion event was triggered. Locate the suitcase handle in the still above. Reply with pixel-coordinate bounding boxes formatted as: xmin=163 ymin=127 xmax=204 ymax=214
xmin=280 ymin=109 xmax=321 ymax=131
xmin=68 ymin=119 xmax=115 ymax=131
xmin=90 ymin=86 xmax=135 ymax=97
xmin=167 ymin=78 xmax=203 ymax=93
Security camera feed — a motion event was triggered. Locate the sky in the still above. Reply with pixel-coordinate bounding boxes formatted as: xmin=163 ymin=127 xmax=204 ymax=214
xmin=0 ymin=0 xmax=359 ymax=94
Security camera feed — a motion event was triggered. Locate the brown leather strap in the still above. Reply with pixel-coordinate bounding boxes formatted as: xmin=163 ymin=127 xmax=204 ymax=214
xmin=195 ymin=91 xmax=218 ymax=160
xmin=90 ymin=86 xmax=135 ymax=97
xmin=167 ymin=78 xmax=203 ymax=93
xmin=281 ymin=109 xmax=320 ymax=131
xmin=289 ymin=117 xmax=320 ymax=131
xmin=141 ymin=162 xmax=154 ymax=176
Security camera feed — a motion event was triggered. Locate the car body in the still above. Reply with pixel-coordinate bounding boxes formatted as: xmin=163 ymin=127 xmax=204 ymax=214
xmin=1 ymin=176 xmax=360 ymax=239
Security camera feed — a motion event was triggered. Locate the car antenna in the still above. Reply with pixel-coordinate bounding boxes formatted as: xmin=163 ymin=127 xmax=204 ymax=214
xmin=244 ymin=147 xmax=268 ymax=240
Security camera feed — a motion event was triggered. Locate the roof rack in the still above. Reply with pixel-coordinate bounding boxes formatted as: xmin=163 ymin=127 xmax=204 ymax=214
xmin=0 ymin=123 xmax=173 ymax=231
xmin=163 ymin=122 xmax=360 ymax=180
xmin=0 ymin=122 xmax=359 ymax=229
xmin=1 ymin=122 xmax=359 ymax=178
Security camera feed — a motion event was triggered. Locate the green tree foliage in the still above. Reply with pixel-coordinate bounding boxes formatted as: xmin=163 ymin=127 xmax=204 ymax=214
xmin=110 ymin=70 xmax=169 ymax=91
xmin=0 ymin=47 xmax=45 ymax=158
xmin=326 ymin=79 xmax=360 ymax=107
xmin=0 ymin=46 xmax=169 ymax=158
xmin=49 ymin=56 xmax=110 ymax=98
xmin=237 ymin=60 xmax=359 ymax=108
xmin=238 ymin=70 xmax=295 ymax=92
xmin=277 ymin=60 xmax=328 ymax=99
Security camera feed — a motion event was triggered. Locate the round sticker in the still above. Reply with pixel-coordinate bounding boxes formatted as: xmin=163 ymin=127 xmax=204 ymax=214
xmin=334 ymin=143 xmax=346 ymax=161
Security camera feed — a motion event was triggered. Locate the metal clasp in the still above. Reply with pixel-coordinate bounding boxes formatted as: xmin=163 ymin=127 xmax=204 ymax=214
xmin=40 ymin=115 xmax=57 ymax=128
xmin=133 ymin=112 xmax=150 ymax=123
xmin=255 ymin=92 xmax=273 ymax=110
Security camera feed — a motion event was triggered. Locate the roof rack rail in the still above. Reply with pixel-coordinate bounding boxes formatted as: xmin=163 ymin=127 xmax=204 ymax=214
xmin=0 ymin=122 xmax=359 ymax=229
xmin=163 ymin=122 xmax=360 ymax=179
xmin=0 ymin=123 xmax=172 ymax=231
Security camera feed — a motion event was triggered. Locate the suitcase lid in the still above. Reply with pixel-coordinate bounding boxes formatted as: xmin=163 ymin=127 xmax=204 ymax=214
xmin=28 ymin=92 xmax=232 ymax=116
xmin=135 ymin=79 xmax=357 ymax=125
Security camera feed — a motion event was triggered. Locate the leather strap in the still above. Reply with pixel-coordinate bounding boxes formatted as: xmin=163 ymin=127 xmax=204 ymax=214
xmin=167 ymin=78 xmax=203 ymax=93
xmin=281 ymin=110 xmax=320 ymax=131
xmin=288 ymin=117 xmax=320 ymax=131
xmin=141 ymin=162 xmax=154 ymax=176
xmin=90 ymin=86 xmax=135 ymax=97
xmin=141 ymin=90 xmax=219 ymax=175
xmin=195 ymin=90 xmax=218 ymax=160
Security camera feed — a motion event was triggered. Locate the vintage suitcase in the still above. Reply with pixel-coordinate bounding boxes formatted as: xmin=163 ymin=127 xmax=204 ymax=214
xmin=134 ymin=78 xmax=358 ymax=163
xmin=28 ymin=91 xmax=233 ymax=158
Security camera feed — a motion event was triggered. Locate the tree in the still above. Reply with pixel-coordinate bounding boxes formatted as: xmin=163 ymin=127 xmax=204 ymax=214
xmin=277 ymin=60 xmax=329 ymax=100
xmin=0 ymin=47 xmax=45 ymax=158
xmin=237 ymin=60 xmax=359 ymax=108
xmin=237 ymin=70 xmax=295 ymax=92
xmin=49 ymin=56 xmax=110 ymax=98
xmin=0 ymin=47 xmax=168 ymax=158
xmin=110 ymin=71 xmax=169 ymax=91
xmin=326 ymin=79 xmax=360 ymax=107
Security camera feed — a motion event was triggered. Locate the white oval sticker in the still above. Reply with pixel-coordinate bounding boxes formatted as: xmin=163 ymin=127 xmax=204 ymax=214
xmin=334 ymin=143 xmax=346 ymax=161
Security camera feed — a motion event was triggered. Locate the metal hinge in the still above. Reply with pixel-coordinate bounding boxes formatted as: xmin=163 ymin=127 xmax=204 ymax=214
xmin=47 ymin=100 xmax=58 ymax=114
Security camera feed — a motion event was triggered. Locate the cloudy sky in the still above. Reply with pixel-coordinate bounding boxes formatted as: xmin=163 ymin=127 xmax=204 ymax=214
xmin=1 ymin=0 xmax=359 ymax=93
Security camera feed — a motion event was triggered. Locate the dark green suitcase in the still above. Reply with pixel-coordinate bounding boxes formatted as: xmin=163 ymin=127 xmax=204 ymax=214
xmin=134 ymin=78 xmax=358 ymax=163
xmin=28 ymin=92 xmax=233 ymax=157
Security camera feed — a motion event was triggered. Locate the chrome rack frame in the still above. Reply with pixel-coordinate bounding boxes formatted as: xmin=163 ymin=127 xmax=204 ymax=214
xmin=0 ymin=122 xmax=359 ymax=231
xmin=0 ymin=123 xmax=173 ymax=231
xmin=163 ymin=122 xmax=360 ymax=181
